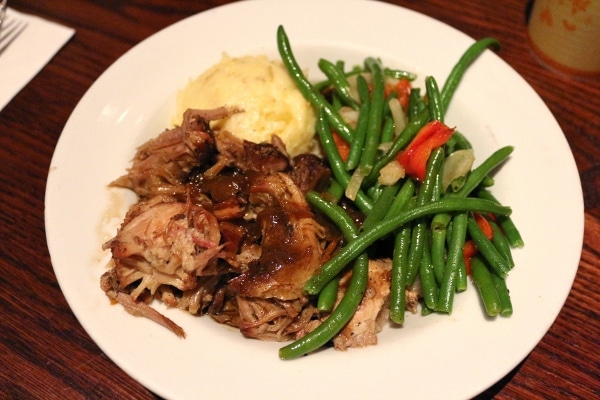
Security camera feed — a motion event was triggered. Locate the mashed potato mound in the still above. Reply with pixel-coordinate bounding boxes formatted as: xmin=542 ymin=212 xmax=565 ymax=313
xmin=175 ymin=54 xmax=316 ymax=156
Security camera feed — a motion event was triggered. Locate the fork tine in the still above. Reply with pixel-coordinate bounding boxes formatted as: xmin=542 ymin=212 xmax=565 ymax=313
xmin=0 ymin=16 xmax=27 ymax=54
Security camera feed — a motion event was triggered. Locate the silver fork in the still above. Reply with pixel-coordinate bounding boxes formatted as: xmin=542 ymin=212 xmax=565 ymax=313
xmin=0 ymin=3 xmax=28 ymax=55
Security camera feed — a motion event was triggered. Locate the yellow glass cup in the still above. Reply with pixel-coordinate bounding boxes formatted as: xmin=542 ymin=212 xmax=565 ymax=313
xmin=528 ymin=0 xmax=600 ymax=77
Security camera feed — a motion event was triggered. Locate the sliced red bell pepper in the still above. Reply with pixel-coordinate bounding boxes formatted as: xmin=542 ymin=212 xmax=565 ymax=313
xmin=473 ymin=212 xmax=494 ymax=240
xmin=385 ymin=78 xmax=412 ymax=110
xmin=463 ymin=213 xmax=495 ymax=275
xmin=397 ymin=120 xmax=454 ymax=181
xmin=332 ymin=130 xmax=350 ymax=163
xmin=462 ymin=239 xmax=478 ymax=275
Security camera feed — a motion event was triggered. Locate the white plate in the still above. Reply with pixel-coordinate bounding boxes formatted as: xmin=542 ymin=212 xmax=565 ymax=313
xmin=45 ymin=1 xmax=584 ymax=399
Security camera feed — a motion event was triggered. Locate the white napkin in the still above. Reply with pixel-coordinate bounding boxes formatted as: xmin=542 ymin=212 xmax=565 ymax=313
xmin=0 ymin=8 xmax=75 ymax=111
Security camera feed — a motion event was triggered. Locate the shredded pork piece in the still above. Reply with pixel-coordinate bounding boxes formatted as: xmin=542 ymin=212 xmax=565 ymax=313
xmin=110 ymin=107 xmax=237 ymax=199
xmin=102 ymin=195 xmax=223 ymax=298
xmin=100 ymin=269 xmax=185 ymax=337
xmin=333 ymin=259 xmax=392 ymax=350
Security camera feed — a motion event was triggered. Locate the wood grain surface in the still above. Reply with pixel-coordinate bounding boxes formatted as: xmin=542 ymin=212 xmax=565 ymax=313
xmin=1 ymin=1 xmax=598 ymax=399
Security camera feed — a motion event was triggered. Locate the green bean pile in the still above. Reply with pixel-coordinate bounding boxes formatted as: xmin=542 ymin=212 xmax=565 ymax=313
xmin=276 ymin=26 xmax=523 ymax=360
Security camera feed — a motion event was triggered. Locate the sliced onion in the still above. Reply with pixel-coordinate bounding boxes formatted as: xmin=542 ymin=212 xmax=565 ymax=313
xmin=347 ymin=72 xmax=371 ymax=105
xmin=378 ymin=159 xmax=405 ymax=186
xmin=345 ymin=168 xmax=366 ymax=200
xmin=378 ymin=141 xmax=392 ymax=153
xmin=442 ymin=149 xmax=475 ymax=191
xmin=388 ymin=97 xmax=406 ymax=137
xmin=338 ymin=106 xmax=359 ymax=129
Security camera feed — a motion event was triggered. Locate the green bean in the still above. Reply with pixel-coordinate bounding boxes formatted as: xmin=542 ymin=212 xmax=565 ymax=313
xmin=480 ymin=175 xmax=495 ymax=187
xmin=361 ymin=183 xmax=400 ymax=232
xmin=432 ymin=154 xmax=444 ymax=202
xmin=313 ymin=65 xmax=365 ymax=91
xmin=467 ymin=214 xmax=511 ymax=278
xmin=358 ymin=57 xmax=386 ymax=175
xmin=317 ymin=278 xmax=339 ymax=312
xmin=367 ymin=183 xmax=382 ymax=203
xmin=345 ymin=75 xmax=371 ymax=171
xmin=453 ymin=146 xmax=514 ymax=198
xmin=406 ymin=148 xmax=445 ymax=284
xmin=421 ymin=305 xmax=434 ymax=316
xmin=476 ymin=189 xmax=524 ymax=248
xmin=318 ymin=58 xmax=359 ymax=109
xmin=455 ymin=251 xmax=468 ymax=292
xmin=450 ymin=130 xmax=472 ymax=150
xmin=441 ymin=37 xmax=501 ymax=112
xmin=437 ymin=211 xmax=468 ymax=313
xmin=425 ymin=75 xmax=444 ymax=122
xmin=449 ymin=175 xmax=466 ymax=193
xmin=324 ymin=179 xmax=344 ymax=204
xmin=408 ymin=87 xmax=424 ymax=120
xmin=420 ymin=233 xmax=439 ymax=310
xmin=277 ymin=25 xmax=354 ymax=142
xmin=316 ymin=110 xmax=373 ymax=214
xmin=419 ymin=148 xmax=445 ymax=205
xmin=431 ymin=212 xmax=452 ymax=231
xmin=445 ymin=136 xmax=457 ymax=155
xmin=380 ymin=116 xmax=396 ymax=144
xmin=406 ymin=223 xmax=427 ymax=285
xmin=306 ymin=191 xmax=356 ymax=240
xmin=430 ymin=212 xmax=451 ymax=283
xmin=304 ymin=197 xmax=511 ymax=295
xmin=356 ymin=72 xmax=371 ymax=104
xmin=383 ymin=179 xmax=416 ymax=220
xmin=331 ymin=92 xmax=343 ymax=110
xmin=491 ymin=272 xmax=513 ymax=317
xmin=384 ymin=67 xmax=418 ymax=81
xmin=430 ymin=229 xmax=447 ymax=285
xmin=489 ymin=219 xmax=515 ymax=268
xmin=387 ymin=188 xmax=417 ymax=325
xmin=279 ymin=255 xmax=368 ymax=359
xmin=438 ymin=186 xmax=463 ymax=310
xmin=470 ymin=256 xmax=501 ymax=317
xmin=390 ymin=225 xmax=412 ymax=324
xmin=275 ymin=33 xmax=519 ymax=357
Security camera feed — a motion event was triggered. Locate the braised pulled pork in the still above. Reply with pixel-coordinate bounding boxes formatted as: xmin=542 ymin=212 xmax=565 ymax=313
xmin=102 ymin=108 xmax=417 ymax=349
xmin=103 ymin=109 xmax=331 ymax=340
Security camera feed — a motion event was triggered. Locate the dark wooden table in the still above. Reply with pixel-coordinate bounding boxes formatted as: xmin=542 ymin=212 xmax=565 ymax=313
xmin=2 ymin=1 xmax=598 ymax=399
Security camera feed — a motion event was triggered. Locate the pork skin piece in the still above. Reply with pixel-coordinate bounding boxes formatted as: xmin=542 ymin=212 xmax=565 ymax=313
xmin=102 ymin=195 xmax=222 ymax=300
